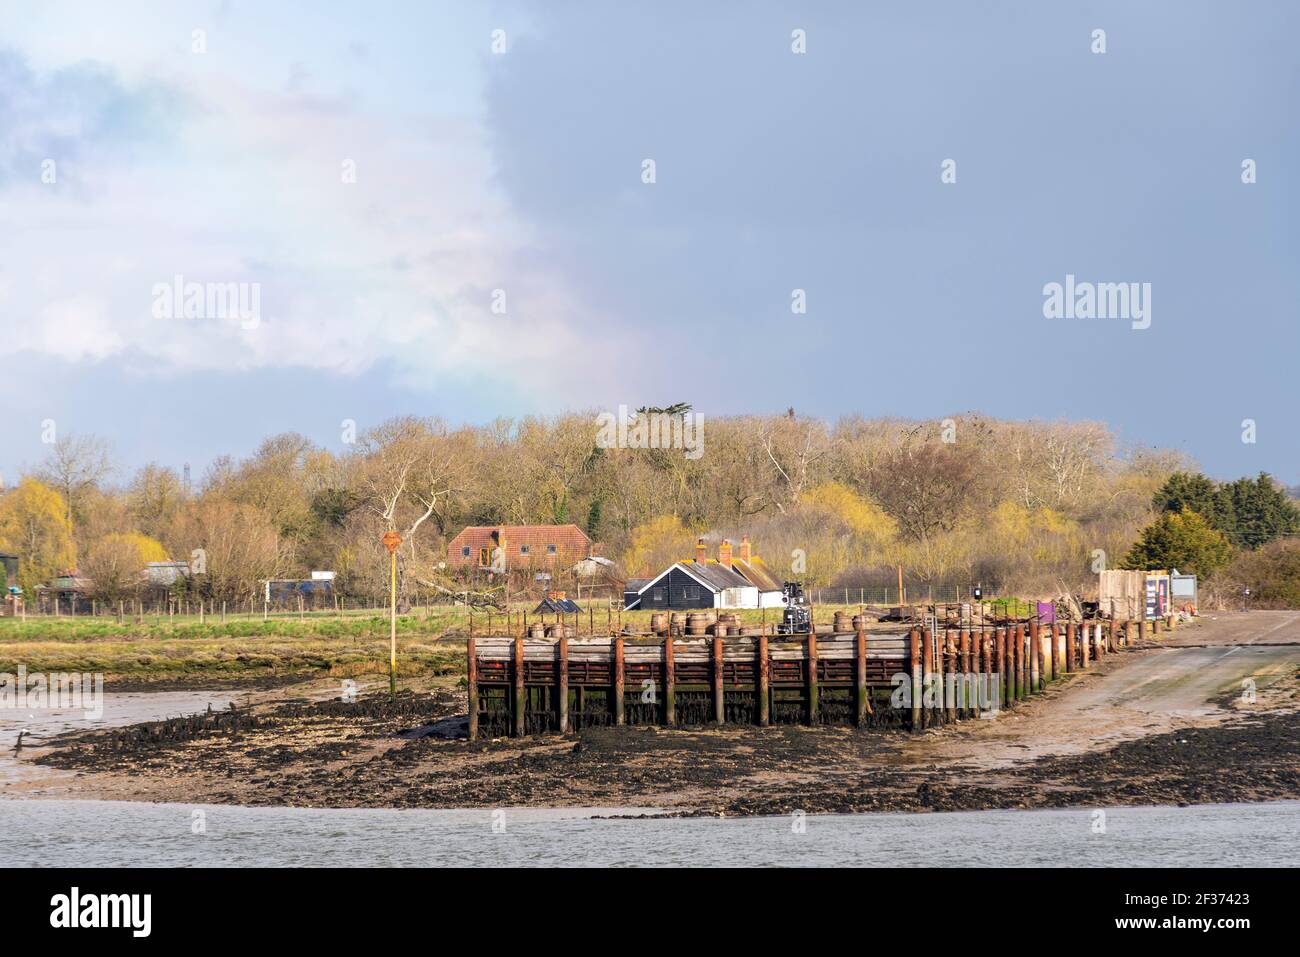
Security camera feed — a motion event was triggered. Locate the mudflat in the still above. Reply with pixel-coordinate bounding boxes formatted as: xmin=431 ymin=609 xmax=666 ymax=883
xmin=16 ymin=612 xmax=1299 ymax=817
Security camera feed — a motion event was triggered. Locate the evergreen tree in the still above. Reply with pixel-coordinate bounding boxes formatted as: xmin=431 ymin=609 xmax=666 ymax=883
xmin=1122 ymin=508 xmax=1233 ymax=577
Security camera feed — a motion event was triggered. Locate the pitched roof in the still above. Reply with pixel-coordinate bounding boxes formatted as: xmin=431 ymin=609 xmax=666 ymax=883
xmin=533 ymin=596 xmax=583 ymax=614
xmin=732 ymin=557 xmax=783 ymax=592
xmin=679 ymin=560 xmax=753 ymax=592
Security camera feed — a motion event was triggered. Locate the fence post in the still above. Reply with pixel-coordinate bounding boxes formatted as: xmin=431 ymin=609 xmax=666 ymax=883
xmin=757 ymin=634 xmax=769 ymax=727
xmin=712 ymin=635 xmax=725 ymax=724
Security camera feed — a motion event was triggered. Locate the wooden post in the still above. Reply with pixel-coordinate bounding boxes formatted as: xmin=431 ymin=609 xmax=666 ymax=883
xmin=855 ymin=626 xmax=868 ymax=726
xmin=1064 ymin=622 xmax=1076 ymax=672
xmin=1028 ymin=620 xmax=1040 ymax=693
xmin=664 ymin=636 xmax=676 ymax=726
xmin=466 ymin=636 xmax=478 ymax=740
xmin=806 ymin=631 xmax=819 ymax=725
xmin=944 ymin=629 xmax=957 ymax=722
xmin=712 ymin=635 xmax=725 ymax=724
xmin=998 ymin=628 xmax=1010 ymax=707
xmin=909 ymin=627 xmax=922 ymax=731
xmin=920 ymin=625 xmax=933 ymax=726
xmin=1010 ymin=625 xmax=1019 ymax=702
xmin=1107 ymin=618 xmax=1118 ymax=654
xmin=1039 ymin=624 xmax=1051 ymax=690
xmin=614 ymin=635 xmax=625 ymax=726
xmin=557 ymin=635 xmax=569 ymax=733
xmin=1052 ymin=623 xmax=1063 ymax=678
xmin=957 ymin=629 xmax=970 ymax=716
xmin=513 ymin=635 xmax=525 ymax=737
xmin=1138 ymin=619 xmax=1148 ymax=643
xmin=757 ymin=633 xmax=770 ymax=727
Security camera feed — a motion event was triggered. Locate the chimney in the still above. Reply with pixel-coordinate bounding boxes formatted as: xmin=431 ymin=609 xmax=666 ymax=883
xmin=695 ymin=538 xmax=707 ymax=563
xmin=718 ymin=539 xmax=733 ymax=568
xmin=738 ymin=535 xmax=751 ymax=564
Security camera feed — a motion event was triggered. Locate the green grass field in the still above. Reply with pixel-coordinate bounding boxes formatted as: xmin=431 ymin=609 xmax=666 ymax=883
xmin=0 ymin=599 xmax=990 ymax=682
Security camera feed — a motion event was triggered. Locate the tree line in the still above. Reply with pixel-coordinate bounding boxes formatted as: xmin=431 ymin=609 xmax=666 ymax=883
xmin=0 ymin=412 xmax=1295 ymax=606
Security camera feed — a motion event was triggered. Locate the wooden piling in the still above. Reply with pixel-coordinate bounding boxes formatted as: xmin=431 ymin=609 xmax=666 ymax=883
xmin=1015 ymin=624 xmax=1027 ymax=700
xmin=942 ymin=629 xmax=955 ymax=721
xmin=807 ymin=632 xmax=819 ymax=725
xmin=757 ymin=633 xmax=769 ymax=727
xmin=1028 ymin=620 xmax=1041 ymax=692
xmin=614 ymin=635 xmax=626 ymax=726
xmin=1064 ymin=622 xmax=1076 ymax=672
xmin=959 ymin=629 xmax=971 ymax=716
xmin=921 ymin=626 xmax=934 ymax=727
xmin=1138 ymin=619 xmax=1148 ymax=643
xmin=712 ymin=635 xmax=725 ymax=724
xmin=513 ymin=635 xmax=525 ymax=737
xmin=855 ymin=627 xmax=868 ymax=726
xmin=1008 ymin=624 xmax=1019 ymax=696
xmin=558 ymin=635 xmax=569 ymax=733
xmin=664 ymin=636 xmax=676 ymax=726
xmin=909 ymin=627 xmax=922 ymax=731
xmin=467 ymin=636 xmax=478 ymax=740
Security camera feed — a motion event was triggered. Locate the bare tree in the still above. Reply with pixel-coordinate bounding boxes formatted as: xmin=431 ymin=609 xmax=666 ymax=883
xmin=40 ymin=433 xmax=112 ymax=527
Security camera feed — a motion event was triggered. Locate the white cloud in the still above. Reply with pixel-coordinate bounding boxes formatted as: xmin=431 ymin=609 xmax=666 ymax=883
xmin=0 ymin=51 xmax=630 ymax=405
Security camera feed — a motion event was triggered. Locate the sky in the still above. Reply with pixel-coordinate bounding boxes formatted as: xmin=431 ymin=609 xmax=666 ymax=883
xmin=0 ymin=0 xmax=1296 ymax=487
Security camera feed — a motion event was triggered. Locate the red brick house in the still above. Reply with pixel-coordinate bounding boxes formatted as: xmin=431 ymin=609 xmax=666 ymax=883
xmin=446 ymin=524 xmax=593 ymax=571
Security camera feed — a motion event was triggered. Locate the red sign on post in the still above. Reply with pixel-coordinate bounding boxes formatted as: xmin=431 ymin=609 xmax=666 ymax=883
xmin=382 ymin=531 xmax=403 ymax=554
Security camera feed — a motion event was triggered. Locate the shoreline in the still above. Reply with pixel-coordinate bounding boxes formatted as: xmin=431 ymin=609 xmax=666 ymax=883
xmin=7 ymin=612 xmax=1298 ymax=818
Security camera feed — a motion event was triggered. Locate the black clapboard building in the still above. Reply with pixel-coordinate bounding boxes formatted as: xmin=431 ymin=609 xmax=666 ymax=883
xmin=623 ymin=561 xmax=756 ymax=611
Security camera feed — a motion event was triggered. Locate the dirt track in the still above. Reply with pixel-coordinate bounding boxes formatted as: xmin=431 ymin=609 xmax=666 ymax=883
xmin=16 ymin=612 xmax=1300 ymax=815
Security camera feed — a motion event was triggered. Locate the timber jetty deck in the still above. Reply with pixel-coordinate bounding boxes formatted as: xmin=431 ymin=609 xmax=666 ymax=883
xmin=467 ymin=617 xmax=1167 ymax=738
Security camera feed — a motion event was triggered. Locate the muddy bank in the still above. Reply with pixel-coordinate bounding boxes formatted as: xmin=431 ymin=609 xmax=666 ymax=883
xmin=28 ymin=681 xmax=1299 ymax=816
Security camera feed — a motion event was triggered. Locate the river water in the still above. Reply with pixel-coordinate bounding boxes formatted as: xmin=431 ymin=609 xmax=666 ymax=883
xmin=2 ymin=799 xmax=1295 ymax=867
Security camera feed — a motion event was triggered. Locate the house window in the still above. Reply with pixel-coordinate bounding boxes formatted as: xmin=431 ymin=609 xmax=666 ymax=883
xmin=461 ymin=546 xmax=471 ymax=558
xmin=546 ymin=544 xmax=557 ymax=555
xmin=520 ymin=545 xmax=530 ymax=556
xmin=652 ymin=587 xmax=664 ymax=602
xmin=478 ymin=547 xmax=490 ymax=566
xmin=685 ymin=586 xmax=700 ymax=600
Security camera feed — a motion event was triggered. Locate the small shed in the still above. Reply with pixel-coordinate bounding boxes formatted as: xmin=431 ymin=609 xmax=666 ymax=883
xmin=533 ymin=595 xmax=583 ymax=615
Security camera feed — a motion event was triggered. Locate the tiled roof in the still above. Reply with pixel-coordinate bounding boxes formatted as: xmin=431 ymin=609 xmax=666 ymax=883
xmin=732 ymin=557 xmax=783 ymax=592
xmin=681 ymin=560 xmax=753 ymax=591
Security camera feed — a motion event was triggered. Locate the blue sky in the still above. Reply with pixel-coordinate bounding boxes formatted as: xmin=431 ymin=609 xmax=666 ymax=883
xmin=1 ymin=1 xmax=1296 ymax=485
